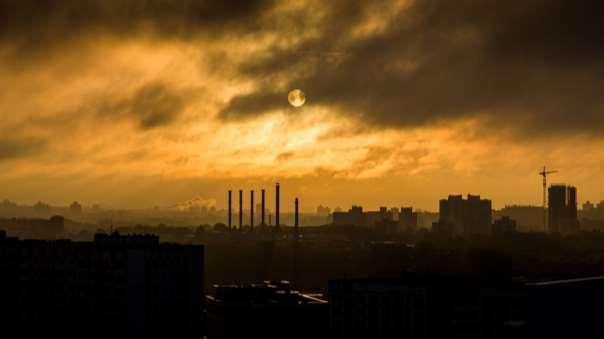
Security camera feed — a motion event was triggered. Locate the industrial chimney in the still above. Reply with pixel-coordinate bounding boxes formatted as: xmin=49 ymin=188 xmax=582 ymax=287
xmin=275 ymin=183 xmax=280 ymax=230
xmin=261 ymin=189 xmax=266 ymax=227
xmin=250 ymin=190 xmax=254 ymax=230
xmin=228 ymin=190 xmax=232 ymax=229
xmin=239 ymin=189 xmax=243 ymax=230
xmin=295 ymin=197 xmax=299 ymax=240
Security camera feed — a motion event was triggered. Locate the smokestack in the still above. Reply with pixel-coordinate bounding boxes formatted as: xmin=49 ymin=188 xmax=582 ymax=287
xmin=250 ymin=190 xmax=254 ymax=230
xmin=228 ymin=190 xmax=232 ymax=229
xmin=275 ymin=183 xmax=280 ymax=230
xmin=261 ymin=189 xmax=266 ymax=226
xmin=239 ymin=189 xmax=243 ymax=230
xmin=293 ymin=197 xmax=300 ymax=286
xmin=295 ymin=198 xmax=299 ymax=240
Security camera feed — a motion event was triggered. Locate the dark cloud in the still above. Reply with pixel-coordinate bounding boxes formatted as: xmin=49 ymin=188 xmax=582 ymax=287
xmin=130 ymin=83 xmax=187 ymax=129
xmin=222 ymin=0 xmax=604 ymax=137
xmin=0 ymin=137 xmax=45 ymax=161
xmin=0 ymin=0 xmax=274 ymax=55
xmin=96 ymin=82 xmax=189 ymax=130
xmin=276 ymin=151 xmax=294 ymax=161
xmin=219 ymin=91 xmax=283 ymax=120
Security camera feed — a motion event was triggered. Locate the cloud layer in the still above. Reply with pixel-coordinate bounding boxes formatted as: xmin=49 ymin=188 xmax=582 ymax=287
xmin=222 ymin=0 xmax=604 ymax=136
xmin=1 ymin=0 xmax=604 ymax=208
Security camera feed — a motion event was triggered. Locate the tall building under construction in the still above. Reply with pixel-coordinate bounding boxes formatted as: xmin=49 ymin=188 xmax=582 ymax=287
xmin=548 ymin=185 xmax=579 ymax=234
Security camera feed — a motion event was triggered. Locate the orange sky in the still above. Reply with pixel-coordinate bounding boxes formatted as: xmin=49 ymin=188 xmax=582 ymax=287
xmin=1 ymin=0 xmax=603 ymax=211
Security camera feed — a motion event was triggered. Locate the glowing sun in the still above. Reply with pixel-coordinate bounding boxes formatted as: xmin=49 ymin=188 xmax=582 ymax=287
xmin=288 ymin=89 xmax=306 ymax=107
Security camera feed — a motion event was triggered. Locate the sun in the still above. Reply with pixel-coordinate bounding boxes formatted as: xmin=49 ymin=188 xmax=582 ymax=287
xmin=288 ymin=89 xmax=306 ymax=107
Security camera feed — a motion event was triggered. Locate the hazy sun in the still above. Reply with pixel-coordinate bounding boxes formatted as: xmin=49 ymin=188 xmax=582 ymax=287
xmin=288 ymin=89 xmax=306 ymax=107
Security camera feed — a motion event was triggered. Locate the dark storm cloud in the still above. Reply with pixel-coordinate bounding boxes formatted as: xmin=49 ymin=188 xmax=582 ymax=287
xmin=96 ymin=82 xmax=189 ymax=130
xmin=0 ymin=0 xmax=274 ymax=55
xmin=222 ymin=0 xmax=604 ymax=136
xmin=130 ymin=83 xmax=187 ymax=129
xmin=0 ymin=137 xmax=45 ymax=161
xmin=219 ymin=91 xmax=283 ymax=120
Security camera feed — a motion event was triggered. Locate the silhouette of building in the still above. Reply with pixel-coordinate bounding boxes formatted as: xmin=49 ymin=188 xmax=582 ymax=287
xmin=69 ymin=201 xmax=82 ymax=214
xmin=580 ymin=200 xmax=604 ymax=220
xmin=374 ymin=219 xmax=400 ymax=235
xmin=435 ymin=195 xmax=492 ymax=236
xmin=316 ymin=205 xmax=331 ymax=217
xmin=206 ymin=280 xmax=328 ymax=339
xmin=548 ymin=185 xmax=579 ymax=234
xmin=0 ymin=215 xmax=65 ymax=239
xmin=333 ymin=206 xmax=400 ymax=230
xmin=583 ymin=201 xmax=595 ymax=212
xmin=399 ymin=207 xmax=418 ymax=232
xmin=329 ymin=274 xmax=604 ymax=339
xmin=333 ymin=205 xmax=365 ymax=227
xmin=0 ymin=231 xmax=203 ymax=338
xmin=493 ymin=205 xmax=542 ymax=232
xmin=492 ymin=216 xmax=517 ymax=234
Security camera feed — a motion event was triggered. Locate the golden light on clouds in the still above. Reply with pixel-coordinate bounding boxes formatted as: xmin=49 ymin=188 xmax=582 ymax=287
xmin=1 ymin=0 xmax=604 ymax=209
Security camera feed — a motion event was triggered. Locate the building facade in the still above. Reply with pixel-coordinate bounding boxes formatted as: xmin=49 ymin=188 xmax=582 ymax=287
xmin=333 ymin=205 xmax=417 ymax=233
xmin=548 ymin=185 xmax=579 ymax=234
xmin=0 ymin=231 xmax=204 ymax=339
xmin=436 ymin=195 xmax=492 ymax=236
xmin=329 ymin=274 xmax=604 ymax=339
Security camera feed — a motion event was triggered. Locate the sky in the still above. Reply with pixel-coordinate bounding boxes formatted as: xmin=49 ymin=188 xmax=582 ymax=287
xmin=1 ymin=0 xmax=604 ymax=211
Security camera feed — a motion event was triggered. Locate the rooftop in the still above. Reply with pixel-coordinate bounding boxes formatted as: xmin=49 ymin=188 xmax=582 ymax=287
xmin=208 ymin=280 xmax=327 ymax=305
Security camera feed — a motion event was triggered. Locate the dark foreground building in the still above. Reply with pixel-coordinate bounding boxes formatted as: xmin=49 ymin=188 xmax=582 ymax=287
xmin=329 ymin=274 xmax=604 ymax=339
xmin=206 ymin=280 xmax=328 ymax=339
xmin=0 ymin=230 xmax=204 ymax=339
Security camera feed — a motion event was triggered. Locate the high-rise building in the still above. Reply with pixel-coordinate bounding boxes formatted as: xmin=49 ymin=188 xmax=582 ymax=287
xmin=436 ymin=195 xmax=492 ymax=236
xmin=548 ymin=185 xmax=579 ymax=234
xmin=0 ymin=231 xmax=204 ymax=338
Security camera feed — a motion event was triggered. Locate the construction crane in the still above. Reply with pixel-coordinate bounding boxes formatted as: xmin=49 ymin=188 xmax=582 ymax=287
xmin=539 ymin=166 xmax=557 ymax=232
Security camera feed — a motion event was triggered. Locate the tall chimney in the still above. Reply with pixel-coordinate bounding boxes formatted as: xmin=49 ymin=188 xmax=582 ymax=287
xmin=250 ymin=190 xmax=254 ymax=230
xmin=228 ymin=190 xmax=232 ymax=229
xmin=261 ymin=189 xmax=266 ymax=226
xmin=239 ymin=189 xmax=243 ymax=230
xmin=293 ymin=197 xmax=300 ymax=285
xmin=295 ymin=197 xmax=299 ymax=240
xmin=275 ymin=183 xmax=280 ymax=230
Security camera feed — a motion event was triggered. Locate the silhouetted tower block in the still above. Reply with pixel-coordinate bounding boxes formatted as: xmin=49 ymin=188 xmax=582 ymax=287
xmin=250 ymin=190 xmax=254 ymax=230
xmin=261 ymin=189 xmax=266 ymax=226
xmin=228 ymin=190 xmax=232 ymax=229
xmin=275 ymin=183 xmax=280 ymax=230
xmin=548 ymin=185 xmax=579 ymax=234
xmin=438 ymin=194 xmax=491 ymax=236
xmin=239 ymin=190 xmax=243 ymax=230
xmin=294 ymin=198 xmax=300 ymax=240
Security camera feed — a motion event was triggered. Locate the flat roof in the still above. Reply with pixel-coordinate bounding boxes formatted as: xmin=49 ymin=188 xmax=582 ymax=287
xmin=527 ymin=276 xmax=604 ymax=287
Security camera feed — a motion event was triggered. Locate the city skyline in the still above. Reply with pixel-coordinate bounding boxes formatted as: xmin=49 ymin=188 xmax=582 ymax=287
xmin=1 ymin=175 xmax=600 ymax=212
